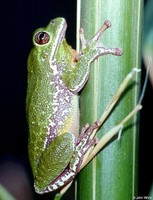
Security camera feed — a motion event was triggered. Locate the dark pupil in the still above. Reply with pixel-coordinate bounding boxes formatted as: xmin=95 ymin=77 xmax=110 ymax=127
xmin=39 ymin=32 xmax=45 ymax=41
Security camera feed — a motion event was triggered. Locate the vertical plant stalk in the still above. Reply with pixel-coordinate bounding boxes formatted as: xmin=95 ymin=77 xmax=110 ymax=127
xmin=76 ymin=0 xmax=143 ymax=200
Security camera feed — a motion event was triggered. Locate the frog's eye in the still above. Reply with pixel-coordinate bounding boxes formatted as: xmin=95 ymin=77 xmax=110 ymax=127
xmin=35 ymin=32 xmax=50 ymax=45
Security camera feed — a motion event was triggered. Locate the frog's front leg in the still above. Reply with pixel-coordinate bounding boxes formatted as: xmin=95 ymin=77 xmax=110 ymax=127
xmin=80 ymin=20 xmax=122 ymax=58
xmin=62 ymin=20 xmax=123 ymax=92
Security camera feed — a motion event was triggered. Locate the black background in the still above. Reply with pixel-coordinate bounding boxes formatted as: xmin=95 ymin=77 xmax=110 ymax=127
xmin=0 ymin=0 xmax=152 ymax=199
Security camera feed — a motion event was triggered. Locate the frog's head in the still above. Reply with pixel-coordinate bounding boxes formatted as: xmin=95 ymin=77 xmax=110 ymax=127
xmin=32 ymin=17 xmax=67 ymax=61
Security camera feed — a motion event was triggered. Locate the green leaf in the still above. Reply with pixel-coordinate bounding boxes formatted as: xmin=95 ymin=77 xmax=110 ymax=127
xmin=0 ymin=184 xmax=16 ymax=200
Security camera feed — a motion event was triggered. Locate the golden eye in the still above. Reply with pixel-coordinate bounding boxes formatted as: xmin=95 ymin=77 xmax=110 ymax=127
xmin=35 ymin=32 xmax=50 ymax=45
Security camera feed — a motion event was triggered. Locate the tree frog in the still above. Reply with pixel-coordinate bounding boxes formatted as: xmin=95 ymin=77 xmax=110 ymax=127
xmin=26 ymin=17 xmax=122 ymax=194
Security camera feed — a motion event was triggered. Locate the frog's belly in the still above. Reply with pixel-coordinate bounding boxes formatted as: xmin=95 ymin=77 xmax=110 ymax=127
xmin=46 ymin=75 xmax=80 ymax=146
xmin=50 ymin=92 xmax=80 ymax=137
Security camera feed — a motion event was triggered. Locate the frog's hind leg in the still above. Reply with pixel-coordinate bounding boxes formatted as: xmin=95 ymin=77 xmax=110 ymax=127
xmin=41 ymin=121 xmax=100 ymax=194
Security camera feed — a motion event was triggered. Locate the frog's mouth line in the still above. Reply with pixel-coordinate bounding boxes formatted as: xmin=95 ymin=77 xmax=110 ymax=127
xmin=50 ymin=18 xmax=67 ymax=61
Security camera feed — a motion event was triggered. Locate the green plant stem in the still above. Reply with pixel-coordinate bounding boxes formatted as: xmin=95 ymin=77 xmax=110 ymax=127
xmin=76 ymin=0 xmax=143 ymax=199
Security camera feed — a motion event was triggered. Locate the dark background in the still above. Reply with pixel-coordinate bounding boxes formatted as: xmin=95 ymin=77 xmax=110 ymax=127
xmin=0 ymin=0 xmax=152 ymax=199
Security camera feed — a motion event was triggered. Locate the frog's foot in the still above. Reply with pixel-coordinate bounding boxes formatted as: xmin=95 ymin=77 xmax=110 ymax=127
xmin=69 ymin=121 xmax=101 ymax=172
xmin=80 ymin=20 xmax=123 ymax=58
